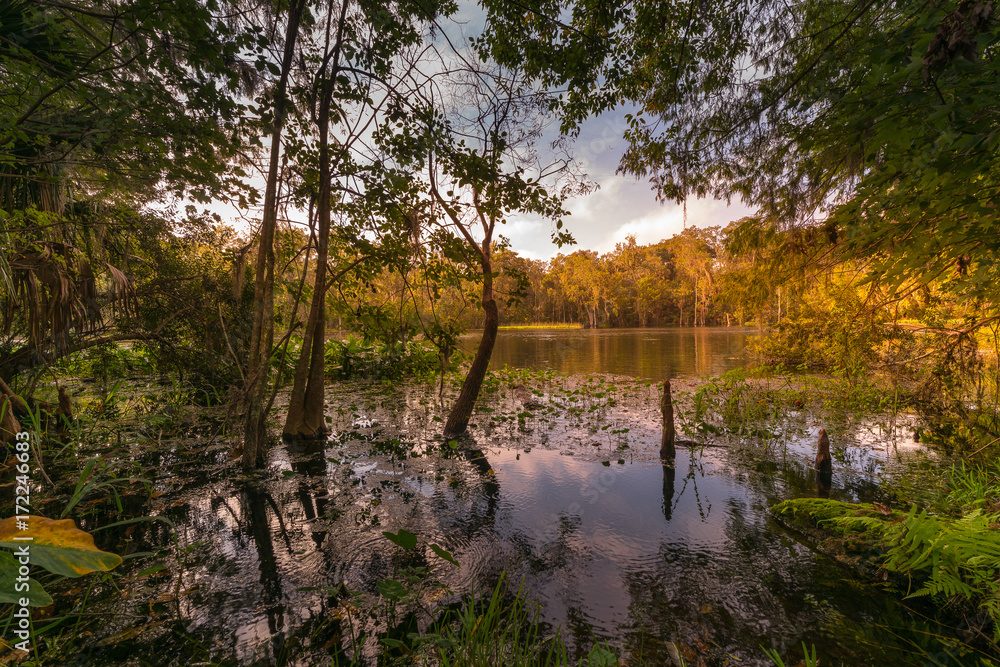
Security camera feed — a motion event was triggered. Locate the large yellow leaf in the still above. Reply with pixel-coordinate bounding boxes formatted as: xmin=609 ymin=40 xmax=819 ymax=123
xmin=0 ymin=516 xmax=122 ymax=578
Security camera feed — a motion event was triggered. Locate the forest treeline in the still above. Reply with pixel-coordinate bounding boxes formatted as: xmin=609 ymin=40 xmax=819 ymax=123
xmin=368 ymin=224 xmax=917 ymax=332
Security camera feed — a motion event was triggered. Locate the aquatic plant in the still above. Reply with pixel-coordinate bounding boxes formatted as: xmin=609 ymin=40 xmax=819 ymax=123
xmin=337 ymin=529 xmax=628 ymax=667
xmin=761 ymin=643 xmax=818 ymax=667
xmin=431 ymin=576 xmax=620 ymax=667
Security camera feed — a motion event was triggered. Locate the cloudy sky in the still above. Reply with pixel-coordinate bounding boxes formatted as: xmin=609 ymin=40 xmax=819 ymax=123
xmin=501 ymin=112 xmax=755 ymax=260
xmin=207 ymin=4 xmax=755 ymax=262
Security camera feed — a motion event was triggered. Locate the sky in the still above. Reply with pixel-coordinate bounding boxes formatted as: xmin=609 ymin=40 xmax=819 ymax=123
xmin=500 ymin=112 xmax=755 ymax=261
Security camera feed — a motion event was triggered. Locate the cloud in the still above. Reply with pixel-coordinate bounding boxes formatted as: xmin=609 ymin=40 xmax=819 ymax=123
xmin=508 ymin=167 xmax=755 ymax=260
xmin=502 ymin=103 xmax=756 ymax=260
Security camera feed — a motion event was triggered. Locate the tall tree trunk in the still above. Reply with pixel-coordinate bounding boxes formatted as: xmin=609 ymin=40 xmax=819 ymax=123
xmin=445 ymin=252 xmax=497 ymax=437
xmin=694 ymin=278 xmax=699 ymax=326
xmin=284 ymin=0 xmax=350 ymax=439
xmin=242 ymin=0 xmax=306 ymax=468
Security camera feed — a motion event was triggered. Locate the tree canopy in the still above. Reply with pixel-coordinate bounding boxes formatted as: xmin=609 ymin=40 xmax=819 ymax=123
xmin=478 ymin=0 xmax=1000 ymax=302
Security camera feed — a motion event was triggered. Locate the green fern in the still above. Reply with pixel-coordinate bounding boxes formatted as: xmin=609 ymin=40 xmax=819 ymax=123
xmin=833 ymin=505 xmax=1000 ymax=639
xmin=775 ymin=495 xmax=1000 ymax=640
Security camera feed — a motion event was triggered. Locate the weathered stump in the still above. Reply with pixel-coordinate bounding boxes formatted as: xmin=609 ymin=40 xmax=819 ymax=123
xmin=814 ymin=428 xmax=832 ymax=474
xmin=660 ymin=379 xmax=676 ymax=460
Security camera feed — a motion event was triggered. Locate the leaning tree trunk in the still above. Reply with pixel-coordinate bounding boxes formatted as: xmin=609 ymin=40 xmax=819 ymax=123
xmin=243 ymin=0 xmax=306 ymax=468
xmin=444 ymin=253 xmax=497 ymax=437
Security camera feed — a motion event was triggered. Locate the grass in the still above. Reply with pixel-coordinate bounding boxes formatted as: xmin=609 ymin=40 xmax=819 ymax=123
xmin=328 ymin=570 xmax=622 ymax=667
xmin=432 ymin=577 xmax=616 ymax=667
xmin=328 ymin=566 xmax=833 ymax=667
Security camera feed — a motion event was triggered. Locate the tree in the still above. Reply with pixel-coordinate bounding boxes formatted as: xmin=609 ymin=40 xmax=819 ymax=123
xmin=281 ymin=0 xmax=352 ymax=440
xmin=0 ymin=0 xmax=257 ymax=388
xmin=242 ymin=0 xmax=309 ymax=467
xmin=605 ymin=236 xmax=670 ymax=327
xmin=553 ymin=250 xmax=604 ymax=328
xmin=0 ymin=0 xmax=255 ymax=204
xmin=380 ymin=49 xmax=586 ymax=436
xmin=666 ymin=227 xmax=717 ymax=327
xmin=281 ymin=0 xmax=458 ymax=439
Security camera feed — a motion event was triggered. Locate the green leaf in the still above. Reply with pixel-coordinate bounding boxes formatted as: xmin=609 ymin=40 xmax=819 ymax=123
xmin=429 ymin=543 xmax=459 ymax=567
xmin=380 ymin=637 xmax=407 ymax=649
xmin=0 ymin=516 xmax=122 ymax=578
xmin=0 ymin=551 xmax=52 ymax=607
xmin=587 ymin=645 xmax=618 ymax=667
xmin=376 ymin=578 xmax=407 ymax=601
xmin=382 ymin=529 xmax=417 ymax=550
xmin=133 ymin=564 xmax=168 ymax=578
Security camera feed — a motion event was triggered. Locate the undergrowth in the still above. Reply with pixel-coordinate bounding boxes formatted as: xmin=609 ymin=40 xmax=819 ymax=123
xmin=773 ymin=463 xmax=1000 ymax=645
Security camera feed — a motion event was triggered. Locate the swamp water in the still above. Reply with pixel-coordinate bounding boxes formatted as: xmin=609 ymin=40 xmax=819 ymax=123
xmin=62 ymin=329 xmax=978 ymax=666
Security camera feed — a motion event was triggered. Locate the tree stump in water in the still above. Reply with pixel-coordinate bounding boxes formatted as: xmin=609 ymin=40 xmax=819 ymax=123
xmin=660 ymin=379 xmax=676 ymax=461
xmin=814 ymin=428 xmax=832 ymax=474
xmin=56 ymin=386 xmax=73 ymax=421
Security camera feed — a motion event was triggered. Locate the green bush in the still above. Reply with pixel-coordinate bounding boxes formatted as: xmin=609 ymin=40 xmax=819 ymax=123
xmin=324 ymin=335 xmax=441 ymax=381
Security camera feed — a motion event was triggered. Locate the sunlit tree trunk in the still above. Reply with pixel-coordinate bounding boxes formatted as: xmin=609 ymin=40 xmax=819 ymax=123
xmin=695 ymin=277 xmax=699 ymax=326
xmin=445 ymin=240 xmax=496 ymax=436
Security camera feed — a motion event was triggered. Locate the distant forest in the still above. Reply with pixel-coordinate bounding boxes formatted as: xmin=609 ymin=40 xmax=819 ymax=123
xmin=337 ymin=221 xmax=966 ymax=337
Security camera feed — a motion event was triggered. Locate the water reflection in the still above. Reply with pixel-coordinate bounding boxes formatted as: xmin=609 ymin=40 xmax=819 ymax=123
xmin=815 ymin=469 xmax=833 ymax=498
xmin=242 ymin=484 xmax=288 ymax=661
xmin=662 ymin=463 xmax=676 ymax=521
xmin=100 ymin=425 xmax=962 ymax=667
xmin=287 ymin=437 xmax=331 ymax=549
xmin=474 ymin=327 xmax=751 ymax=379
xmin=86 ymin=374 xmax=967 ymax=666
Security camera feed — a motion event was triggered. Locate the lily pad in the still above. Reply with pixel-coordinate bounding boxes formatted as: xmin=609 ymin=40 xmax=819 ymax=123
xmin=0 ymin=516 xmax=122 ymax=578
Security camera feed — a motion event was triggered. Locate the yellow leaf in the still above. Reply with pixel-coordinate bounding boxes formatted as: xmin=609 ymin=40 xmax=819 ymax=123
xmin=0 ymin=516 xmax=122 ymax=578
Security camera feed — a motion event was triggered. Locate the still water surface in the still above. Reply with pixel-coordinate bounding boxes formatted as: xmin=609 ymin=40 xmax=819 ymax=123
xmin=91 ymin=329 xmax=957 ymax=666
xmin=481 ymin=326 xmax=751 ymax=378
